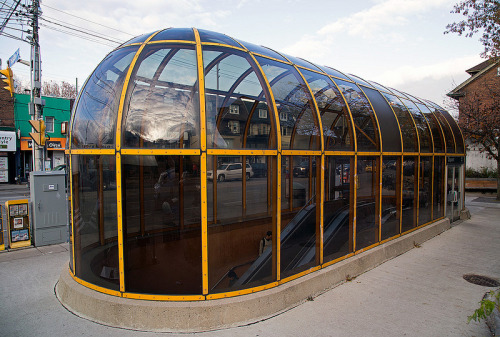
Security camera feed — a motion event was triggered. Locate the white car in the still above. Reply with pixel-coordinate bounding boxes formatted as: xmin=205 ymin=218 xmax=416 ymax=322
xmin=207 ymin=163 xmax=254 ymax=182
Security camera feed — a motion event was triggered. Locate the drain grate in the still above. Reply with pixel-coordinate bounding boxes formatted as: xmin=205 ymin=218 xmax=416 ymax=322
xmin=463 ymin=274 xmax=500 ymax=287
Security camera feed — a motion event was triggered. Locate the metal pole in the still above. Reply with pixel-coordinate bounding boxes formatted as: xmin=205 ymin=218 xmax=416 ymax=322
xmin=31 ymin=0 xmax=44 ymax=172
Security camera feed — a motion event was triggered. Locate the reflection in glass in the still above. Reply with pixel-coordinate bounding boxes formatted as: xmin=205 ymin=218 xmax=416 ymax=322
xmin=427 ymin=104 xmax=455 ymax=153
xmin=207 ymin=155 xmax=274 ymax=292
xmin=72 ymin=47 xmax=138 ymax=148
xmin=416 ymin=103 xmax=445 ymax=153
xmin=333 ymin=79 xmax=379 ymax=152
xmin=402 ymin=157 xmax=417 ymax=232
xmin=123 ymin=155 xmax=202 ymax=295
xmin=381 ymin=157 xmax=400 ymax=240
xmin=363 ymin=88 xmax=402 ymax=153
xmin=72 ymin=155 xmax=118 ymax=290
xmin=123 ymin=46 xmax=200 ymax=149
xmin=433 ymin=157 xmax=445 ymax=219
xmin=204 ymin=49 xmax=275 ymax=149
xmin=356 ymin=157 xmax=378 ymax=249
xmin=324 ymin=156 xmax=352 ymax=262
xmin=401 ymin=99 xmax=433 ymax=153
xmin=419 ymin=157 xmax=432 ymax=225
xmin=383 ymin=94 xmax=418 ymax=153
xmin=256 ymin=57 xmax=320 ymax=150
xmin=281 ymin=156 xmax=319 ymax=279
xmin=299 ymin=69 xmax=354 ymax=151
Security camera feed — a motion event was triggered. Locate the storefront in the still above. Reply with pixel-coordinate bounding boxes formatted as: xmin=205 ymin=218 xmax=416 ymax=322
xmin=0 ymin=131 xmax=18 ymax=183
xmin=20 ymin=137 xmax=67 ymax=176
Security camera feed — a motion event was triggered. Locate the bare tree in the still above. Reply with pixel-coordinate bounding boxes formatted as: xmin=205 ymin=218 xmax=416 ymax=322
xmin=457 ymin=82 xmax=500 ymax=199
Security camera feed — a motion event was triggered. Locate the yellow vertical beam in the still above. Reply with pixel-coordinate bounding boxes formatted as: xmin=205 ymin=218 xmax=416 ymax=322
xmin=398 ymin=156 xmax=403 ymax=234
xmin=276 ymin=154 xmax=281 ymax=281
xmin=352 ymin=156 xmax=358 ymax=252
xmin=193 ymin=28 xmax=209 ymax=295
xmin=319 ymin=154 xmax=324 ymax=264
xmin=116 ymin=152 xmax=125 ymax=293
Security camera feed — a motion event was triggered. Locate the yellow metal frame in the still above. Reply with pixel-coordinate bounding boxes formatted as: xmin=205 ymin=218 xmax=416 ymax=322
xmin=121 ymin=149 xmax=200 ymax=156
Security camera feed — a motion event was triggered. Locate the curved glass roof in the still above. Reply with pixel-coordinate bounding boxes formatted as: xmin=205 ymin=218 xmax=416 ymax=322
xmin=71 ymin=28 xmax=464 ymax=154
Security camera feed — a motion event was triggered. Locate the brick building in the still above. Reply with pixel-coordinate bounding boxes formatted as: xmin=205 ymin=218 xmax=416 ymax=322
xmin=447 ymin=58 xmax=500 ymax=171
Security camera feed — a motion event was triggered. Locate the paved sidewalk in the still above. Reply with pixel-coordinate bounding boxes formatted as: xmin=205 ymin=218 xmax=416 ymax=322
xmin=0 ymin=193 xmax=499 ymax=337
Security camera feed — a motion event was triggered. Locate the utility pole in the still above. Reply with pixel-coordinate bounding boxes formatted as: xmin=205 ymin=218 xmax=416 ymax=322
xmin=30 ymin=0 xmax=44 ymax=172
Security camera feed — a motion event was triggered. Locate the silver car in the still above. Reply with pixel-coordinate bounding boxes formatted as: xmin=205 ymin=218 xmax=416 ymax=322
xmin=207 ymin=163 xmax=254 ymax=182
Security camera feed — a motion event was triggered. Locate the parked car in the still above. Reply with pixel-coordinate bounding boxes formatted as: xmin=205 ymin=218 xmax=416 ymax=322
xmin=207 ymin=163 xmax=254 ymax=182
xmin=293 ymin=161 xmax=316 ymax=177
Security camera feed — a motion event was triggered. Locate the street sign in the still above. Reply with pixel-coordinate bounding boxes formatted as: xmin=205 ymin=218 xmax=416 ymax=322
xmin=8 ymin=49 xmax=20 ymax=67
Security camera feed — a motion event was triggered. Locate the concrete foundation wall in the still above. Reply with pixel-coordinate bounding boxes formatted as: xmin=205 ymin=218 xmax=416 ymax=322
xmin=56 ymin=218 xmax=451 ymax=332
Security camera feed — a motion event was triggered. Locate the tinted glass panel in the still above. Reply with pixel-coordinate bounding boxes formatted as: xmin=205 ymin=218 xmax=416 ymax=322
xmin=433 ymin=157 xmax=445 ymax=219
xmin=356 ymin=157 xmax=378 ymax=249
xmin=72 ymin=47 xmax=138 ymax=148
xmin=123 ymin=32 xmax=154 ymax=45
xmin=72 ymin=155 xmax=118 ymax=290
xmin=381 ymin=156 xmax=400 ymax=240
xmin=256 ymin=57 xmax=320 ymax=150
xmin=300 ymin=69 xmax=354 ymax=151
xmin=207 ymin=155 xmax=275 ymax=291
xmin=401 ymin=99 xmax=433 ymax=153
xmin=324 ymin=156 xmax=352 ymax=262
xmin=122 ymin=46 xmax=200 ymax=149
xmin=317 ymin=65 xmax=352 ymax=81
xmin=236 ymin=40 xmax=288 ymax=61
xmin=281 ymin=156 xmax=319 ymax=278
xmin=383 ymin=93 xmax=418 ymax=153
xmin=204 ymin=49 xmax=275 ymax=149
xmin=150 ymin=28 xmax=195 ymax=42
xmin=198 ymin=29 xmax=240 ymax=46
xmin=123 ymin=155 xmax=202 ymax=294
xmin=347 ymin=74 xmax=374 ymax=88
xmin=281 ymin=53 xmax=317 ymax=70
xmin=363 ymin=88 xmax=402 ymax=152
xmin=416 ymin=103 xmax=445 ymax=153
xmin=419 ymin=157 xmax=432 ymax=225
xmin=368 ymin=81 xmax=391 ymax=93
xmin=388 ymin=87 xmax=409 ymax=98
xmin=439 ymin=110 xmax=464 ymax=153
xmin=402 ymin=157 xmax=417 ymax=232
xmin=426 ymin=104 xmax=455 ymax=153
xmin=333 ymin=79 xmax=380 ymax=152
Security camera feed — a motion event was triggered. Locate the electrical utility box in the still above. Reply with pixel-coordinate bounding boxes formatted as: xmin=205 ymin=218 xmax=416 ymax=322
xmin=30 ymin=171 xmax=68 ymax=246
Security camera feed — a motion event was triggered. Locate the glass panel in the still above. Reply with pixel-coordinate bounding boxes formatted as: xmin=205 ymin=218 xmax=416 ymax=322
xmin=381 ymin=156 xmax=400 ymax=240
xmin=402 ymin=157 xmax=417 ymax=232
xmin=198 ymin=29 xmax=240 ymax=46
xmin=299 ymin=69 xmax=353 ymax=151
xmin=416 ymin=103 xmax=445 ymax=153
xmin=256 ymin=57 xmax=321 ymax=150
xmin=72 ymin=47 xmax=138 ymax=148
xmin=123 ymin=32 xmax=155 ymax=45
xmin=426 ymin=104 xmax=455 ymax=153
xmin=72 ymin=155 xmax=118 ymax=290
xmin=419 ymin=157 xmax=432 ymax=225
xmin=236 ymin=39 xmax=288 ymax=61
xmin=346 ymin=74 xmax=374 ymax=88
xmin=316 ymin=65 xmax=352 ymax=81
xmin=388 ymin=87 xmax=409 ymax=98
xmin=281 ymin=53 xmax=317 ymax=70
xmin=207 ymin=155 xmax=274 ymax=292
xmin=122 ymin=46 xmax=200 ymax=149
xmin=367 ymin=81 xmax=391 ymax=93
xmin=333 ymin=79 xmax=380 ymax=152
xmin=150 ymin=28 xmax=195 ymax=42
xmin=324 ymin=156 xmax=352 ymax=262
xmin=439 ymin=110 xmax=465 ymax=153
xmin=204 ymin=49 xmax=275 ymax=149
xmin=383 ymin=93 xmax=418 ymax=153
xmin=123 ymin=155 xmax=202 ymax=295
xmin=433 ymin=157 xmax=445 ymax=219
xmin=281 ymin=156 xmax=319 ymax=279
xmin=363 ymin=88 xmax=401 ymax=152
xmin=401 ymin=99 xmax=433 ymax=153
xmin=356 ymin=157 xmax=378 ymax=249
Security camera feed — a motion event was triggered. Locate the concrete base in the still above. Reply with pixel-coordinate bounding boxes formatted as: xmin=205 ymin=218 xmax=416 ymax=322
xmin=56 ymin=218 xmax=451 ymax=332
xmin=460 ymin=208 xmax=471 ymax=220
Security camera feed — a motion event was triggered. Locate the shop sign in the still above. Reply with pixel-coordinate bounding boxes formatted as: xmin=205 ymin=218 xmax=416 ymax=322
xmin=0 ymin=131 xmax=16 ymax=152
xmin=22 ymin=138 xmax=65 ymax=150
xmin=46 ymin=141 xmax=63 ymax=149
xmin=446 ymin=156 xmax=465 ymax=165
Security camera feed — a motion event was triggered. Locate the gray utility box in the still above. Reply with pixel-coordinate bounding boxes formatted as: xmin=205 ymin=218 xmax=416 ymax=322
xmin=30 ymin=171 xmax=68 ymax=246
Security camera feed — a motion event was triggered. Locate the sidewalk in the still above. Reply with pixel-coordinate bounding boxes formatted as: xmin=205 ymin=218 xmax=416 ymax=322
xmin=0 ymin=193 xmax=499 ymax=337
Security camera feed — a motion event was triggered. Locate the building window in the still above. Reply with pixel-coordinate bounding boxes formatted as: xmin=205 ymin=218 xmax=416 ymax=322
xmin=259 ymin=109 xmax=267 ymax=119
xmin=282 ymin=127 xmax=288 ymax=136
xmin=229 ymin=105 xmax=239 ymax=115
xmin=228 ymin=121 xmax=240 ymax=134
xmin=45 ymin=116 xmax=54 ymax=133
xmin=279 ymin=112 xmax=287 ymax=121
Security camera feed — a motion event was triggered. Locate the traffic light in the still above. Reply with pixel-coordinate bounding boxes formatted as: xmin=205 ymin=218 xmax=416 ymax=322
xmin=29 ymin=119 xmax=46 ymax=146
xmin=0 ymin=67 xmax=14 ymax=97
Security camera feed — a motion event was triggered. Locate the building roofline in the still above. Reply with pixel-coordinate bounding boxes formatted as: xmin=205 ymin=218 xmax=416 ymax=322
xmin=447 ymin=59 xmax=499 ymax=99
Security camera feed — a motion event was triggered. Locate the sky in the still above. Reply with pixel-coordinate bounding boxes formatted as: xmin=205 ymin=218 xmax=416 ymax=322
xmin=0 ymin=0 xmax=485 ymax=111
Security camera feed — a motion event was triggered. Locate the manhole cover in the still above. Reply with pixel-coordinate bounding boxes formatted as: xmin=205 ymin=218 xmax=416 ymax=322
xmin=463 ymin=274 xmax=500 ymax=287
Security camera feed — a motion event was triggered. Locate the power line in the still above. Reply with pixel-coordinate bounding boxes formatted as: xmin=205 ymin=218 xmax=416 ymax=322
xmin=41 ymin=3 xmax=134 ymax=37
xmin=39 ymin=23 xmax=118 ymax=48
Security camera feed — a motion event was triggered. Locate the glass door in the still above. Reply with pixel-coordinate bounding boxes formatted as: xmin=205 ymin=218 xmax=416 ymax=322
xmin=446 ymin=166 xmax=463 ymax=222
